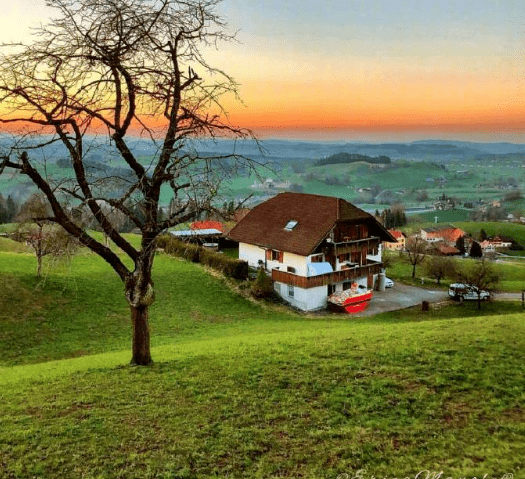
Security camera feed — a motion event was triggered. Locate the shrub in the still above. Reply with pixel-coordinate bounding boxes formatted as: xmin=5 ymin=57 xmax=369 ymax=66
xmin=157 ymin=235 xmax=248 ymax=280
xmin=251 ymin=267 xmax=274 ymax=298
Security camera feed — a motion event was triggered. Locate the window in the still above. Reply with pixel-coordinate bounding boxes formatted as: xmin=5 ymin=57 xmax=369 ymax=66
xmin=310 ymin=254 xmax=323 ymax=263
xmin=284 ymin=220 xmax=298 ymax=231
xmin=270 ymin=250 xmax=283 ymax=262
xmin=288 ymin=284 xmax=295 ymax=297
xmin=287 ymin=266 xmax=296 ymax=273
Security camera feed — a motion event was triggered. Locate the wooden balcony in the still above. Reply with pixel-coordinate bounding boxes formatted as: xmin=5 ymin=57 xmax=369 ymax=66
xmin=272 ymin=262 xmax=383 ymax=289
xmin=334 ymin=237 xmax=380 ymax=255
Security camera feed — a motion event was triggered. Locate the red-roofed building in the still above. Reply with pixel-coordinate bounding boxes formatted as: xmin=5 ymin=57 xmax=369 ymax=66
xmin=383 ymin=229 xmax=406 ymax=251
xmin=228 ymin=192 xmax=395 ymax=311
xmin=190 ymin=220 xmax=226 ymax=233
xmin=420 ymin=224 xmax=465 ymax=245
xmin=433 ymin=244 xmax=460 ymax=256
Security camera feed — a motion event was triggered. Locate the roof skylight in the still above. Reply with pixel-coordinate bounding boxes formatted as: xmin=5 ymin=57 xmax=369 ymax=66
xmin=284 ymin=220 xmax=298 ymax=231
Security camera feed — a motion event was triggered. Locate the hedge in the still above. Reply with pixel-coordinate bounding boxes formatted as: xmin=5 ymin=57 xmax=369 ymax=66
xmin=157 ymin=235 xmax=248 ymax=280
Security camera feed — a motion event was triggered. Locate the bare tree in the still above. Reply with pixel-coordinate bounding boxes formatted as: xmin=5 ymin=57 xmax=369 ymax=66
xmin=14 ymin=194 xmax=77 ymax=276
xmin=0 ymin=0 xmax=259 ymax=365
xmin=405 ymin=236 xmax=428 ymax=279
xmin=455 ymin=259 xmax=500 ymax=310
xmin=425 ymin=254 xmax=453 ymax=285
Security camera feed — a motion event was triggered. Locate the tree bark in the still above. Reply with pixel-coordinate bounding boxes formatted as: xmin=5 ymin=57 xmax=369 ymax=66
xmin=126 ymin=258 xmax=155 ymax=366
xmin=130 ymin=305 xmax=152 ymax=366
xmin=36 ymin=253 xmax=43 ymax=277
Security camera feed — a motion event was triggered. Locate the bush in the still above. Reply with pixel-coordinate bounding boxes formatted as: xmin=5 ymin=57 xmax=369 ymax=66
xmin=157 ymin=235 xmax=248 ymax=280
xmin=251 ymin=267 xmax=274 ymax=298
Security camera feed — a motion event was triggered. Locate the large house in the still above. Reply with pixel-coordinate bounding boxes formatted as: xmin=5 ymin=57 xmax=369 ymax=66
xmin=228 ymin=192 xmax=396 ymax=311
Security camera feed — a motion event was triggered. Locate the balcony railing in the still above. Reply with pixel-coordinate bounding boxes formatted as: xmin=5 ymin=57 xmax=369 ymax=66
xmin=272 ymin=262 xmax=383 ymax=289
xmin=333 ymin=236 xmax=380 ymax=255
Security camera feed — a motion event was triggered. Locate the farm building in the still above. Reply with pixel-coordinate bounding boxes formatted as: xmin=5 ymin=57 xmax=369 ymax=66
xmin=228 ymin=192 xmax=395 ymax=311
xmin=420 ymin=224 xmax=465 ymax=245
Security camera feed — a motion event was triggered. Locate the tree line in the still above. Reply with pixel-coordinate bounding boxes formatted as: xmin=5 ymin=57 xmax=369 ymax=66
xmin=0 ymin=194 xmax=17 ymax=224
xmin=314 ymin=152 xmax=391 ymax=167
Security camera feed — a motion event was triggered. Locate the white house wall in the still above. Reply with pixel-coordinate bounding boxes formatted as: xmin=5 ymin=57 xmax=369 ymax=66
xmin=238 ymin=242 xmax=312 ymax=275
xmin=274 ymin=282 xmax=327 ymax=311
xmin=238 ymin=242 xmax=266 ymax=268
xmin=279 ymin=251 xmax=309 ymax=276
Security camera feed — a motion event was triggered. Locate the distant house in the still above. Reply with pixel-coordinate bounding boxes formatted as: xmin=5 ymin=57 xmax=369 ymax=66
xmin=383 ymin=229 xmax=406 ymax=251
xmin=433 ymin=199 xmax=454 ymax=210
xmin=190 ymin=220 xmax=226 ymax=233
xmin=481 ymin=236 xmax=513 ymax=251
xmin=227 ymin=192 xmax=395 ymax=311
xmin=420 ymin=224 xmax=465 ymax=245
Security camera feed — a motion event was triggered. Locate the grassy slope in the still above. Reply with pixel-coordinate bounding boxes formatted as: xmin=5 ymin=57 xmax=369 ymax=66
xmin=1 ymin=245 xmax=525 ymax=477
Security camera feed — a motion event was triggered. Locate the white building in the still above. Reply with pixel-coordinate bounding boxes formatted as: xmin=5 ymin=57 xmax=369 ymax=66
xmin=228 ymin=192 xmax=395 ymax=312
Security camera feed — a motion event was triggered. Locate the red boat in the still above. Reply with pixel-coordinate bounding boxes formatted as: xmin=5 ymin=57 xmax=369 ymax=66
xmin=327 ymin=286 xmax=373 ymax=314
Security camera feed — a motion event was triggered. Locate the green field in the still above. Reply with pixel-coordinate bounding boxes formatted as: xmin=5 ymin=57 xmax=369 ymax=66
xmin=384 ymin=249 xmax=525 ymax=291
xmin=408 ymin=209 xmax=473 ymax=224
xmin=1 ymin=242 xmax=525 ymax=477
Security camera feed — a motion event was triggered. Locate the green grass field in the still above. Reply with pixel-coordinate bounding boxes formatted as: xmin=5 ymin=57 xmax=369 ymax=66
xmin=1 ymin=239 xmax=525 ymax=477
xmin=383 ymin=246 xmax=525 ymax=292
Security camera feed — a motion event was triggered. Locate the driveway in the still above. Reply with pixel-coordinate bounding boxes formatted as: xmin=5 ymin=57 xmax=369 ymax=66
xmin=354 ymin=283 xmax=449 ymax=317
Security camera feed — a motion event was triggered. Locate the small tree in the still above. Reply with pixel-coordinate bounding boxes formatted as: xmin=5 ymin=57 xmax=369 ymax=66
xmin=15 ymin=194 xmax=77 ymax=276
xmin=251 ymin=267 xmax=274 ymax=298
xmin=479 ymin=229 xmax=488 ymax=242
xmin=405 ymin=236 xmax=428 ymax=279
xmin=470 ymin=240 xmax=483 ymax=258
xmin=455 ymin=259 xmax=499 ymax=310
xmin=425 ymin=255 xmax=453 ymax=285
xmin=455 ymin=235 xmax=466 ymax=255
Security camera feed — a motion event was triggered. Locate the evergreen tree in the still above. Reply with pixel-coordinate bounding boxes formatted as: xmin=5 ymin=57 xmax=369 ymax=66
xmin=0 ymin=194 xmax=6 ymax=224
xmin=470 ymin=241 xmax=483 ymax=258
xmin=6 ymin=196 xmax=17 ymax=222
xmin=479 ymin=229 xmax=487 ymax=242
xmin=455 ymin=235 xmax=466 ymax=255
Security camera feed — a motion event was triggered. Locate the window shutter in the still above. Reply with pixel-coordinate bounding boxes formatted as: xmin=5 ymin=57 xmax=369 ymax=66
xmin=278 ymin=251 xmax=284 ymax=263
xmin=265 ymin=249 xmax=271 ymax=260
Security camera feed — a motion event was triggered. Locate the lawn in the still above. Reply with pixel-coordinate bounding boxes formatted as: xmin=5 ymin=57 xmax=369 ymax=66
xmin=1 ymin=241 xmax=525 ymax=477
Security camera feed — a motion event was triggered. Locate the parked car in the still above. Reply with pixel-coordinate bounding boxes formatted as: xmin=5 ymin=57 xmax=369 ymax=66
xmin=385 ymin=277 xmax=394 ymax=288
xmin=448 ymin=283 xmax=490 ymax=302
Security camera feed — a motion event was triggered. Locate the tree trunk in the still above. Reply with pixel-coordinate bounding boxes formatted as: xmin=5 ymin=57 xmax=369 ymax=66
xmin=412 ymin=262 xmax=416 ymax=278
xmin=36 ymin=254 xmax=42 ymax=277
xmin=130 ymin=305 xmax=152 ymax=366
xmin=125 ymin=257 xmax=155 ymax=366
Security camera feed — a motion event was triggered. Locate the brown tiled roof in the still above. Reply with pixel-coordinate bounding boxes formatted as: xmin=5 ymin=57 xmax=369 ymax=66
xmin=228 ymin=192 xmax=395 ymax=256
xmin=435 ymin=244 xmax=460 ymax=255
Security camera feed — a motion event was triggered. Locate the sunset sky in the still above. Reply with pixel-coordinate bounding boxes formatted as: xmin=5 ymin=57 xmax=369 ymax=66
xmin=2 ymin=0 xmax=525 ymax=142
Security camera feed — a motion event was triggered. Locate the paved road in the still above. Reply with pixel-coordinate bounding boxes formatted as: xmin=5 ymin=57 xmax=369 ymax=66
xmin=493 ymin=292 xmax=524 ymax=301
xmin=354 ymin=283 xmax=449 ymax=317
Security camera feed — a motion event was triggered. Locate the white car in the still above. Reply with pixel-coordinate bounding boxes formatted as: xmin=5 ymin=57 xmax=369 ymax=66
xmin=385 ymin=277 xmax=394 ymax=288
xmin=448 ymin=283 xmax=490 ymax=302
